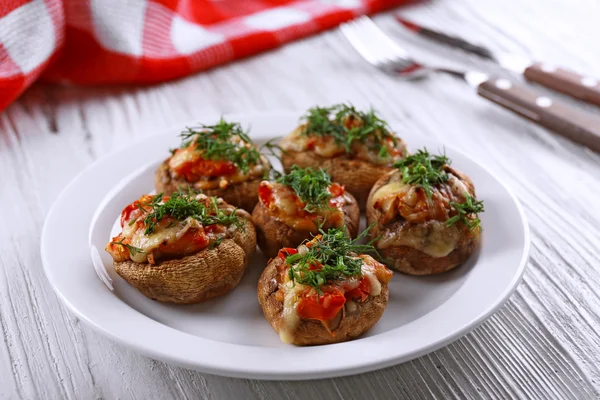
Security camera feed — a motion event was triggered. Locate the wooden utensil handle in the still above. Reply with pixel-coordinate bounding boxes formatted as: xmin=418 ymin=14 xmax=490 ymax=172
xmin=477 ymin=78 xmax=600 ymax=152
xmin=524 ymin=62 xmax=600 ymax=106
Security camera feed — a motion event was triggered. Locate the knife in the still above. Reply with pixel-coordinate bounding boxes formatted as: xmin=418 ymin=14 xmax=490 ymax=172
xmin=395 ymin=16 xmax=600 ymax=107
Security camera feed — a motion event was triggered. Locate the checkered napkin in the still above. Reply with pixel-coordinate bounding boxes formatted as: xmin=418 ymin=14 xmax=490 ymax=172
xmin=0 ymin=0 xmax=411 ymax=111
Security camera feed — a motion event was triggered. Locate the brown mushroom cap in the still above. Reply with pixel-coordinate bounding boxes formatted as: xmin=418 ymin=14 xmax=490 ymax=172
xmin=114 ymin=214 xmax=257 ymax=304
xmin=257 ymin=256 xmax=389 ymax=346
xmin=366 ymin=168 xmax=479 ymax=275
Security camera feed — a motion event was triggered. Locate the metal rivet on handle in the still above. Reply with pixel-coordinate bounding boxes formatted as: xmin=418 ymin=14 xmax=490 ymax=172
xmin=541 ymin=64 xmax=557 ymax=73
xmin=495 ymin=79 xmax=512 ymax=90
xmin=582 ymin=77 xmax=598 ymax=87
xmin=536 ymin=97 xmax=553 ymax=108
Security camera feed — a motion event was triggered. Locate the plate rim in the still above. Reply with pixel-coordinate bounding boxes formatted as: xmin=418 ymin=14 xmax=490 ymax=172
xmin=41 ymin=110 xmax=530 ymax=380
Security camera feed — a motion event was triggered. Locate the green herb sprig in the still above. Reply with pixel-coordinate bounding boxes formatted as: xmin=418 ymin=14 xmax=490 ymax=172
xmin=179 ymin=118 xmax=261 ymax=174
xmin=393 ymin=148 xmax=450 ymax=200
xmin=275 ymin=166 xmax=333 ymax=212
xmin=285 ymin=226 xmax=378 ymax=293
xmin=110 ymin=239 xmax=144 ymax=256
xmin=142 ymin=192 xmax=242 ymax=235
xmin=301 ymin=104 xmax=397 ymax=156
xmin=446 ymin=193 xmax=484 ymax=231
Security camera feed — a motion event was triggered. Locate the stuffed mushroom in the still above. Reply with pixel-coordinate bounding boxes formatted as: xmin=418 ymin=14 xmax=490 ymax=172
xmin=258 ymin=228 xmax=393 ymax=345
xmin=279 ymin=104 xmax=407 ymax=209
xmin=155 ymin=118 xmax=270 ymax=211
xmin=252 ymin=166 xmax=359 ymax=259
xmin=366 ymin=149 xmax=484 ymax=275
xmin=105 ymin=192 xmax=256 ymax=304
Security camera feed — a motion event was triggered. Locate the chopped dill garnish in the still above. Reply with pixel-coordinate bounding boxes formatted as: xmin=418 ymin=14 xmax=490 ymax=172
xmin=276 ymin=166 xmax=333 ymax=212
xmin=110 ymin=239 xmax=144 ymax=256
xmin=179 ymin=118 xmax=261 ymax=174
xmin=446 ymin=193 xmax=484 ymax=231
xmin=285 ymin=226 xmax=378 ymax=293
xmin=142 ymin=192 xmax=242 ymax=235
xmin=301 ymin=104 xmax=397 ymax=156
xmin=393 ymin=148 xmax=450 ymax=200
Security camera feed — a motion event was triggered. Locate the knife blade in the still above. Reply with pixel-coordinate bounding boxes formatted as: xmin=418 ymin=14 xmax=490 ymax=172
xmin=395 ymin=15 xmax=600 ymax=107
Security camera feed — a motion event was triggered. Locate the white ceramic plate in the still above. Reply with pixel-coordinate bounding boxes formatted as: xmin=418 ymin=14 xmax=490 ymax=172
xmin=41 ymin=111 xmax=529 ymax=380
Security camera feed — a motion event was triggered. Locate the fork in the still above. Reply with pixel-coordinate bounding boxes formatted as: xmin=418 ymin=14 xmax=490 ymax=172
xmin=340 ymin=16 xmax=600 ymax=152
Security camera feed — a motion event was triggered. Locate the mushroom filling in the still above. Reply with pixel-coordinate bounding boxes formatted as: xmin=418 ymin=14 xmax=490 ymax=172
xmin=167 ymin=118 xmax=268 ymax=188
xmin=258 ymin=166 xmax=351 ymax=232
xmin=371 ymin=149 xmax=484 ymax=257
xmin=273 ymin=228 xmax=393 ymax=343
xmin=280 ymin=104 xmax=406 ymax=165
xmin=105 ymin=192 xmax=243 ymax=264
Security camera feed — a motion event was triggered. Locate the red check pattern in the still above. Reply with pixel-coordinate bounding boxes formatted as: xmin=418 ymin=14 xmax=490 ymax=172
xmin=0 ymin=0 xmax=411 ymax=111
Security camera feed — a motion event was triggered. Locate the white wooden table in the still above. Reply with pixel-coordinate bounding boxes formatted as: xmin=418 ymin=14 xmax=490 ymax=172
xmin=2 ymin=1 xmax=600 ymax=398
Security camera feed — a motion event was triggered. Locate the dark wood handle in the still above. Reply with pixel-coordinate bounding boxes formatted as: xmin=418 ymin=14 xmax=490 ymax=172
xmin=524 ymin=62 xmax=600 ymax=106
xmin=477 ymin=78 xmax=600 ymax=152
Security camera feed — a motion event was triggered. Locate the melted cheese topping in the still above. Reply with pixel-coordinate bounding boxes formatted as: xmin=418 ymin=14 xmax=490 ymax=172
xmin=371 ymin=177 xmax=410 ymax=207
xmin=169 ymin=146 xmax=198 ymax=170
xmin=345 ymin=300 xmax=357 ymax=313
xmin=280 ymin=127 xmax=345 ymax=158
xmin=279 ymin=276 xmax=305 ymax=344
xmin=271 ymin=184 xmax=303 ymax=217
xmin=360 ymin=260 xmax=383 ymax=296
xmin=448 ymin=174 xmax=470 ymax=197
xmin=363 ymin=270 xmax=382 ymax=296
xmin=377 ymin=221 xmax=460 ymax=257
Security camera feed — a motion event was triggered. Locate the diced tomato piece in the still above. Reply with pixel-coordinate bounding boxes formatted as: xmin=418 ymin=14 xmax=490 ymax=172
xmin=120 ymin=194 xmax=162 ymax=227
xmin=120 ymin=201 xmax=140 ymax=227
xmin=328 ymin=183 xmax=345 ymax=198
xmin=278 ymin=247 xmax=298 ymax=262
xmin=306 ymin=138 xmax=317 ymax=150
xmin=258 ymin=182 xmax=275 ymax=208
xmin=204 ymin=224 xmax=216 ymax=233
xmin=297 ymin=289 xmax=346 ymax=321
xmin=120 ymin=195 xmax=154 ymax=227
xmin=191 ymin=230 xmax=210 ymax=247
xmin=175 ymin=158 xmax=237 ymax=182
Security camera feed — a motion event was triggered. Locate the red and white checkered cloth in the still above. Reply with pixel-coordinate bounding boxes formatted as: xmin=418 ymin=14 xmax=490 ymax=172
xmin=0 ymin=0 xmax=411 ymax=111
